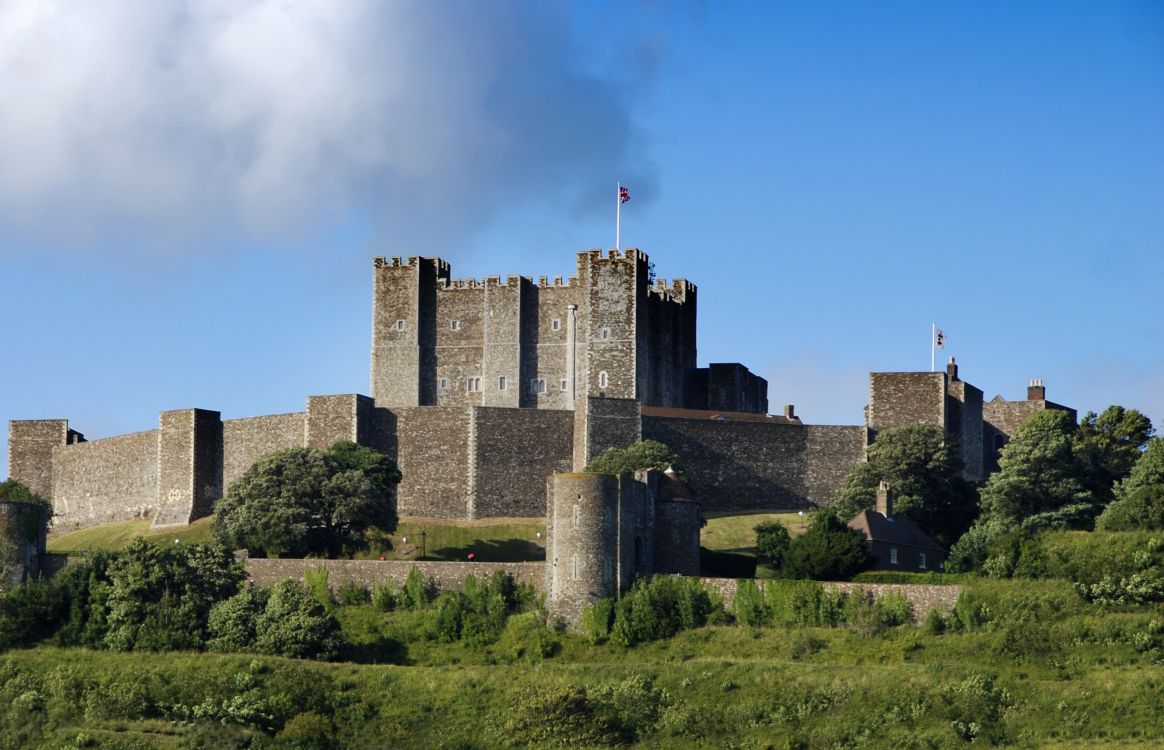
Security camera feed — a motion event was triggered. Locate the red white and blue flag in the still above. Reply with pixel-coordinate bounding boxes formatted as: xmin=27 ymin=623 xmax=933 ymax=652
xmin=619 ymin=185 xmax=630 ymax=204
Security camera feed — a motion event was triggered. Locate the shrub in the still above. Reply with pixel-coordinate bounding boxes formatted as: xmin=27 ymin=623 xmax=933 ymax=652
xmin=0 ymin=580 xmax=68 ymax=650
xmin=579 ymin=598 xmax=615 ymax=644
xmin=253 ymin=580 xmax=343 ymax=660
xmin=733 ymin=579 xmax=772 ymax=627
xmin=371 ymin=582 xmax=397 ymax=611
xmin=875 ymin=592 xmax=913 ymax=626
xmin=765 ymin=580 xmax=847 ymax=627
xmin=783 ymin=512 xmax=874 ymax=581
xmin=923 ymin=608 xmax=948 ymax=635
xmin=337 ymin=580 xmax=369 ymax=606
xmin=207 ymin=588 xmax=267 ymax=653
xmin=755 ymin=521 xmax=792 ymax=570
xmin=402 ymin=567 xmax=431 ymax=610
xmin=611 ymin=576 xmax=717 ymax=646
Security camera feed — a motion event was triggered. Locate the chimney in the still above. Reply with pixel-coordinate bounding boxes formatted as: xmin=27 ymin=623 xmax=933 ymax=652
xmin=946 ymin=356 xmax=959 ymax=381
xmin=876 ymin=480 xmax=893 ymax=517
xmin=783 ymin=404 xmax=796 ymax=420
xmin=1027 ymin=378 xmax=1045 ymax=401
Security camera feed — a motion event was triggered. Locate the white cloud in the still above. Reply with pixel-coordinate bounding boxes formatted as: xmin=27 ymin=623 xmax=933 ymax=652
xmin=0 ymin=1 xmax=656 ymax=254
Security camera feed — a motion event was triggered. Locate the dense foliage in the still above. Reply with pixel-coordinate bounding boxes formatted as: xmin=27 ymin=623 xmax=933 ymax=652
xmin=1075 ymin=406 xmax=1154 ymax=503
xmin=781 ymin=512 xmax=874 ymax=581
xmin=753 ymin=521 xmax=791 ymax=569
xmin=1097 ymin=438 xmax=1164 ymax=530
xmin=584 ymin=440 xmax=685 ymax=480
xmin=215 ymin=441 xmax=401 ymax=558
xmin=833 ymin=424 xmax=978 ymax=546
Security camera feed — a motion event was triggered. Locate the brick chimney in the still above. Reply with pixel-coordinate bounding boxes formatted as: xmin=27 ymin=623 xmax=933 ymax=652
xmin=784 ymin=404 xmax=795 ymax=419
xmin=1027 ymin=378 xmax=1045 ymax=401
xmin=876 ymin=480 xmax=893 ymax=517
xmin=946 ymin=356 xmax=959 ymax=381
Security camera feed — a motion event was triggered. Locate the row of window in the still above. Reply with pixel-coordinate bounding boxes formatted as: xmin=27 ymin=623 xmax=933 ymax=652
xmin=391 ymin=318 xmax=614 ymax=339
xmin=436 ymin=372 xmax=610 ymax=394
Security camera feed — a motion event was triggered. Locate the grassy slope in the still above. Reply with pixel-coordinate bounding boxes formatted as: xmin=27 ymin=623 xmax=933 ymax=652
xmin=47 ymin=515 xmax=547 ymax=563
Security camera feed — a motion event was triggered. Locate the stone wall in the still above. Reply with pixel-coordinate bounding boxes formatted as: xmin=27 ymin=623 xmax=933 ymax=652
xmin=642 ymin=415 xmax=867 ymax=511
xmin=946 ymin=379 xmax=985 ymax=481
xmin=306 ymin=394 xmax=374 ymax=450
xmin=51 ymin=430 xmax=159 ymax=529
xmin=698 ymin=577 xmax=963 ymax=621
xmin=867 ymin=372 xmax=947 ymax=435
xmin=8 ymin=419 xmax=71 ymax=500
xmin=573 ymin=396 xmax=642 ymax=470
xmin=222 ymin=413 xmax=307 ymax=489
xmin=469 ymin=407 xmax=573 ymax=518
xmin=243 ymin=557 xmax=545 ymax=592
xmin=384 ymin=406 xmax=471 ymax=518
xmin=154 ymin=409 xmax=223 ymax=528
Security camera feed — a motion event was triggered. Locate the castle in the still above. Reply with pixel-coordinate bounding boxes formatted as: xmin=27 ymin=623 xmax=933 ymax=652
xmin=5 ymin=247 xmax=1075 ymax=609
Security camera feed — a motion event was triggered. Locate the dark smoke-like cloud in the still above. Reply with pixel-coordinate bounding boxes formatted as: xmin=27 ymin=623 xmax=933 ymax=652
xmin=0 ymin=1 xmax=659 ymax=256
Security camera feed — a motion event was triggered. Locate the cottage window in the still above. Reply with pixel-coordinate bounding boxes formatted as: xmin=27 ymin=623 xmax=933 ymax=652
xmin=919 ymin=552 xmax=927 ymax=570
xmin=890 ymin=547 xmax=899 ymax=565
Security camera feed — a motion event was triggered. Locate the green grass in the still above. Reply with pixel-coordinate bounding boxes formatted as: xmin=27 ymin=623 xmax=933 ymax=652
xmin=701 ymin=511 xmax=812 ymax=555
xmin=47 ymin=515 xmax=217 ymax=555
xmin=47 ymin=515 xmax=547 ymax=563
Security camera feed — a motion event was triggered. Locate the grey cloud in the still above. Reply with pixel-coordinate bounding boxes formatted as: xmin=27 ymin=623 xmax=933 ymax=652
xmin=0 ymin=1 xmax=657 ymax=255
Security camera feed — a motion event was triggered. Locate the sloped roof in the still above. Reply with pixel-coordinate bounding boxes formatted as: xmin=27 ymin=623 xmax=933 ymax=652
xmin=640 ymin=406 xmax=801 ymax=424
xmin=847 ymin=510 xmax=945 ymax=553
xmin=657 ymin=472 xmax=697 ymax=503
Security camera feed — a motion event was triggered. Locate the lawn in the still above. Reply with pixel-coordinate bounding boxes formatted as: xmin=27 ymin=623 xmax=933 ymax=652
xmin=47 ymin=515 xmax=547 ymax=563
xmin=700 ymin=511 xmax=815 ymax=577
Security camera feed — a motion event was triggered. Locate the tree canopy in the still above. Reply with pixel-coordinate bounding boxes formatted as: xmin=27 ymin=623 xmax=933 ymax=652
xmin=1075 ymin=406 xmax=1154 ymax=502
xmin=214 ymin=441 xmax=401 ymax=558
xmin=1096 ymin=438 xmax=1164 ymax=531
xmin=832 ymin=424 xmax=977 ymax=547
xmin=781 ymin=512 xmax=874 ymax=581
xmin=584 ymin=440 xmax=684 ymax=480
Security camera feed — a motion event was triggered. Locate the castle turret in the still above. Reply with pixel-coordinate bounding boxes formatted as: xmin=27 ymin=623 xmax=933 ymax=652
xmin=0 ymin=501 xmax=48 ymax=592
xmin=546 ymin=473 xmax=620 ymax=624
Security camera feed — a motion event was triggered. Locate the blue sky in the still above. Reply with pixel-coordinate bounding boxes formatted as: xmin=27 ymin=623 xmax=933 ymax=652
xmin=2 ymin=1 xmax=1162 ymax=479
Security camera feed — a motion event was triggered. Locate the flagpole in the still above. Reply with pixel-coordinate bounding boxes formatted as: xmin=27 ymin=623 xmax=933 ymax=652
xmin=616 ymin=181 xmax=621 ymax=251
xmin=931 ymin=323 xmax=935 ymax=372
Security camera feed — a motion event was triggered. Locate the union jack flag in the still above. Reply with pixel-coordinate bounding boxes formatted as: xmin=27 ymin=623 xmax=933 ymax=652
xmin=619 ymin=185 xmax=630 ymax=204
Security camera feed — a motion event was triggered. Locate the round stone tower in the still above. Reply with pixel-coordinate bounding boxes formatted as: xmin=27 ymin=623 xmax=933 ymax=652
xmin=0 ymin=502 xmax=48 ymax=592
xmin=546 ymin=473 xmax=619 ymax=624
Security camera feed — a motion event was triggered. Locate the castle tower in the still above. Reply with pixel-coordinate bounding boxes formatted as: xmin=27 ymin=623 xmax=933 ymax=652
xmin=546 ymin=473 xmax=620 ymax=624
xmin=0 ymin=501 xmax=48 ymax=592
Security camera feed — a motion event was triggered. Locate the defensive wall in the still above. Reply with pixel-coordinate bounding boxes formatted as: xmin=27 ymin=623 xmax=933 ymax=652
xmin=242 ymin=557 xmax=547 ymax=593
xmin=699 ymin=577 xmax=963 ymax=620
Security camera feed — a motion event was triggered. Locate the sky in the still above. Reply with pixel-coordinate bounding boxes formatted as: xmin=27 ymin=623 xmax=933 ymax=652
xmin=2 ymin=0 xmax=1163 ymax=479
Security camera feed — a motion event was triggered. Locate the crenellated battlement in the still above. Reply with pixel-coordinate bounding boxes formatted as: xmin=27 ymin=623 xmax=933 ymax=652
xmin=649 ymin=277 xmax=697 ymax=302
xmin=373 ymin=256 xmax=452 ymax=277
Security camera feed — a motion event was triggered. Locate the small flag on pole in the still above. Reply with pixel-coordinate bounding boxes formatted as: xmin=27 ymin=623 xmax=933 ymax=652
xmin=619 ymin=185 xmax=630 ymax=204
xmin=934 ymin=328 xmax=946 ymax=349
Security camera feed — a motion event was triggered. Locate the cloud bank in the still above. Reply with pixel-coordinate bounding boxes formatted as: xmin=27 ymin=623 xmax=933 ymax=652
xmin=0 ymin=1 xmax=656 ymax=254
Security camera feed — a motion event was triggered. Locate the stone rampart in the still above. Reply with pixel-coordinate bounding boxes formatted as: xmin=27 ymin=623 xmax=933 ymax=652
xmin=222 ymin=413 xmax=306 ymax=489
xmin=385 ymin=406 xmax=472 ymax=518
xmin=698 ymin=577 xmax=962 ymax=621
xmin=8 ymin=420 xmax=71 ymax=500
xmin=243 ymin=557 xmax=546 ymax=592
xmin=51 ymin=430 xmax=159 ymax=529
xmin=867 ymin=372 xmax=946 ymax=435
xmin=469 ymin=407 xmax=573 ymax=518
xmin=642 ymin=415 xmax=866 ymax=511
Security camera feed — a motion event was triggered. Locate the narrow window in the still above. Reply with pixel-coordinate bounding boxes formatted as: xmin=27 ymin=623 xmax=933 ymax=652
xmin=919 ymin=552 xmax=927 ymax=570
xmin=890 ymin=547 xmax=898 ymax=565
xmin=439 ymin=378 xmax=450 ymax=390
xmin=599 ymin=371 xmax=608 ymax=389
xmin=551 ymin=318 xmax=561 ymax=331
xmin=395 ymin=319 xmax=406 ymax=331
xmin=560 ymin=378 xmax=568 ymax=391
xmin=498 ymin=376 xmax=507 ymax=391
xmin=600 ymin=327 xmax=611 ymax=341
xmin=571 ymin=553 xmax=580 ymax=581
xmin=450 ymin=319 xmax=460 ymax=331
xmin=466 ymin=377 xmax=481 ymax=393
xmin=572 ymin=503 xmax=581 ymax=529
xmin=530 ymin=378 xmax=546 ymax=394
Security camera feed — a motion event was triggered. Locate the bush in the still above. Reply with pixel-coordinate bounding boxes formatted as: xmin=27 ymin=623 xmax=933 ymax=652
xmin=402 ymin=567 xmax=432 ymax=610
xmin=765 ymin=580 xmax=847 ymax=627
xmin=207 ymin=588 xmax=267 ymax=653
xmin=611 ymin=577 xmax=718 ymax=646
xmin=923 ymin=608 xmax=948 ymax=635
xmin=755 ymin=521 xmax=792 ymax=570
xmin=783 ymin=512 xmax=874 ymax=581
xmin=733 ymin=579 xmax=772 ymax=627
xmin=579 ymin=598 xmax=615 ymax=644
xmin=253 ymin=580 xmax=343 ymax=660
xmin=337 ymin=580 xmax=369 ymax=606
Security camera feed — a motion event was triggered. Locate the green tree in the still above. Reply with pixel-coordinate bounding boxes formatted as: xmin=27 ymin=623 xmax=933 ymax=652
xmin=832 ymin=424 xmax=977 ymax=547
xmin=584 ymin=440 xmax=684 ymax=480
xmin=948 ymin=410 xmax=1092 ymax=572
xmin=253 ymin=580 xmax=343 ymax=660
xmin=1075 ymin=406 xmax=1154 ymax=501
xmin=102 ymin=539 xmax=245 ymax=651
xmin=782 ymin=512 xmax=874 ymax=581
xmin=1096 ymin=438 xmax=1164 ymax=530
xmin=214 ymin=442 xmax=401 ymax=557
xmin=754 ymin=521 xmax=791 ymax=570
